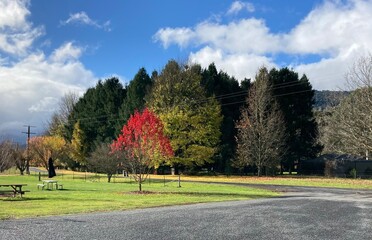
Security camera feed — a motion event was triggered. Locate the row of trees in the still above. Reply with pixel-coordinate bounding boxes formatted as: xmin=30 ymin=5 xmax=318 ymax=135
xmin=56 ymin=61 xmax=320 ymax=176
xmin=1 ymin=59 xmax=327 ymax=178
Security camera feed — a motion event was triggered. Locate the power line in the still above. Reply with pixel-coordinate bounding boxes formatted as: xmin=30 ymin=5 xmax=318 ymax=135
xmin=63 ymin=88 xmax=314 ymax=127
xmin=220 ymin=89 xmax=314 ymax=107
xmin=65 ymin=81 xmax=313 ymax=124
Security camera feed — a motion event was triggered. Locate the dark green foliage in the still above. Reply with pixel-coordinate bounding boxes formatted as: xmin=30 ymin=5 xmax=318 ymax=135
xmin=201 ymin=63 xmax=249 ymax=173
xmin=66 ymin=77 xmax=126 ymax=153
xmin=117 ymin=68 xmax=152 ymax=132
xmin=269 ymin=68 xmax=322 ymax=172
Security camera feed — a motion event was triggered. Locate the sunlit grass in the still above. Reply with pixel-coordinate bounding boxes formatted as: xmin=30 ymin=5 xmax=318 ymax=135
xmin=3 ymin=169 xmax=370 ymax=220
xmin=0 ymin=173 xmax=277 ymax=220
xmin=170 ymin=175 xmax=372 ymax=189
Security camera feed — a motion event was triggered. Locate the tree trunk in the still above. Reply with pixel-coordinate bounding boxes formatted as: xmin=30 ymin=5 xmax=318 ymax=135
xmin=26 ymin=160 xmax=30 ymax=175
xmin=139 ymin=175 xmax=142 ymax=192
xmin=108 ymin=174 xmax=112 ymax=183
xmin=257 ymin=166 xmax=261 ymax=177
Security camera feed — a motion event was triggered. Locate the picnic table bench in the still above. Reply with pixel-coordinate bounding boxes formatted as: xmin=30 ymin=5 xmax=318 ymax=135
xmin=0 ymin=184 xmax=29 ymax=198
xmin=40 ymin=180 xmax=63 ymax=190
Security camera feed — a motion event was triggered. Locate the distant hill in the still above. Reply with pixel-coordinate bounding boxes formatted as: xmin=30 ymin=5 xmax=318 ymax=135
xmin=313 ymin=90 xmax=350 ymax=110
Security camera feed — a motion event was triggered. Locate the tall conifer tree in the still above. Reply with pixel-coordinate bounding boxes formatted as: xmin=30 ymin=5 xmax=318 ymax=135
xmin=269 ymin=68 xmax=322 ymax=173
xmin=117 ymin=68 xmax=152 ymax=133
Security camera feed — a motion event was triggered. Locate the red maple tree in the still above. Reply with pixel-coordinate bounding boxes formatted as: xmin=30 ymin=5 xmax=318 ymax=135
xmin=111 ymin=108 xmax=173 ymax=191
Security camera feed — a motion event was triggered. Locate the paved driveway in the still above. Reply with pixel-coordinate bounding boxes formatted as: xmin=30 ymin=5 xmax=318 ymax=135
xmin=1 ymin=185 xmax=371 ymax=240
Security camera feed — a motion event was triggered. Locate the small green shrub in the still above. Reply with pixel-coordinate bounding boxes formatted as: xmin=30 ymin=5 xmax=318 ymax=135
xmin=349 ymin=168 xmax=357 ymax=179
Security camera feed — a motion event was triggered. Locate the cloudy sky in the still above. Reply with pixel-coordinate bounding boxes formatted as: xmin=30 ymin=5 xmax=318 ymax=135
xmin=1 ymin=0 xmax=372 ymax=141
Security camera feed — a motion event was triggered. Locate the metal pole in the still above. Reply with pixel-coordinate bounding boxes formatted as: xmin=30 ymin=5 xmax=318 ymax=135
xmin=22 ymin=125 xmax=36 ymax=175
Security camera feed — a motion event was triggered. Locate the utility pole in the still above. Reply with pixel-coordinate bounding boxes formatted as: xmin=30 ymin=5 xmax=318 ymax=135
xmin=22 ymin=125 xmax=36 ymax=175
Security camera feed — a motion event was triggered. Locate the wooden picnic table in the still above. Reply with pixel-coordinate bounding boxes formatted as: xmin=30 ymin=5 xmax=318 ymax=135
xmin=0 ymin=184 xmax=28 ymax=197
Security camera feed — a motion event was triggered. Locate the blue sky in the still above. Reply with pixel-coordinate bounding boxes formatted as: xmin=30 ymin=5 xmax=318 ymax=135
xmin=26 ymin=0 xmax=323 ymax=80
xmin=1 ymin=0 xmax=372 ymax=139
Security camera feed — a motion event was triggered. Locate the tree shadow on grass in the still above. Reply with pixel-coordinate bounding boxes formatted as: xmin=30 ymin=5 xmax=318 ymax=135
xmin=169 ymin=191 xmax=276 ymax=199
xmin=123 ymin=190 xmax=277 ymax=199
xmin=1 ymin=197 xmax=47 ymax=201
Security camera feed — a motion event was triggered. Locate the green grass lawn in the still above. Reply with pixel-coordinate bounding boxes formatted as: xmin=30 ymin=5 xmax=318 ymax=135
xmin=0 ymin=173 xmax=278 ymax=220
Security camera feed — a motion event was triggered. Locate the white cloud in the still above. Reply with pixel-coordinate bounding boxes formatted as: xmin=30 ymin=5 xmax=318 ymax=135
xmin=154 ymin=19 xmax=281 ymax=54
xmin=294 ymin=45 xmax=367 ymax=90
xmin=285 ymin=0 xmax=372 ymax=56
xmin=0 ymin=0 xmax=96 ymax=137
xmin=0 ymin=0 xmax=44 ymax=56
xmin=189 ymin=46 xmax=276 ymax=81
xmin=0 ymin=45 xmax=95 ymax=137
xmin=195 ymin=19 xmax=281 ymax=54
xmin=155 ymin=0 xmax=372 ymax=90
xmin=227 ymin=1 xmax=255 ymax=15
xmin=50 ymin=42 xmax=83 ymax=63
xmin=28 ymin=97 xmax=59 ymax=113
xmin=61 ymin=11 xmax=111 ymax=32
xmin=153 ymin=27 xmax=195 ymax=49
xmin=0 ymin=0 xmax=29 ymax=29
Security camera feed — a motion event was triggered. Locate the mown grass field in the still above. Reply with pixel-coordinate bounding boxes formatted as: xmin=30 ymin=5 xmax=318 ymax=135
xmin=0 ymin=171 xmax=278 ymax=220
xmin=2 ymin=169 xmax=371 ymax=220
xmin=172 ymin=175 xmax=372 ymax=189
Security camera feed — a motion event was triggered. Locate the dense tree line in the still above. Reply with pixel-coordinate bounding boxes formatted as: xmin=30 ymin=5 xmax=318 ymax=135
xmin=4 ymin=56 xmax=371 ymax=177
xmin=66 ymin=77 xmax=127 ymax=153
xmin=201 ymin=63 xmax=249 ymax=173
xmin=12 ymin=59 xmax=325 ymax=176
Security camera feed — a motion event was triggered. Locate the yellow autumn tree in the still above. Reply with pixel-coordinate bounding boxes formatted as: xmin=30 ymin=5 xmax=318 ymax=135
xmin=29 ymin=136 xmax=67 ymax=170
xmin=70 ymin=121 xmax=87 ymax=165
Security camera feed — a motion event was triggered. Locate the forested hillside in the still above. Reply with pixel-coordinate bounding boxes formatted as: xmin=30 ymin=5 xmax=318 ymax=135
xmin=313 ymin=90 xmax=349 ymax=109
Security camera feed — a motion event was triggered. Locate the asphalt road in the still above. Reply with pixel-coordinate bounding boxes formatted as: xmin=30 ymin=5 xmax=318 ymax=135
xmin=1 ymin=185 xmax=371 ymax=240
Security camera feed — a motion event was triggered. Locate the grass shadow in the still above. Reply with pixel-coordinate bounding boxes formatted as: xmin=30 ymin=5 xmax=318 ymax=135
xmin=123 ymin=190 xmax=276 ymax=199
